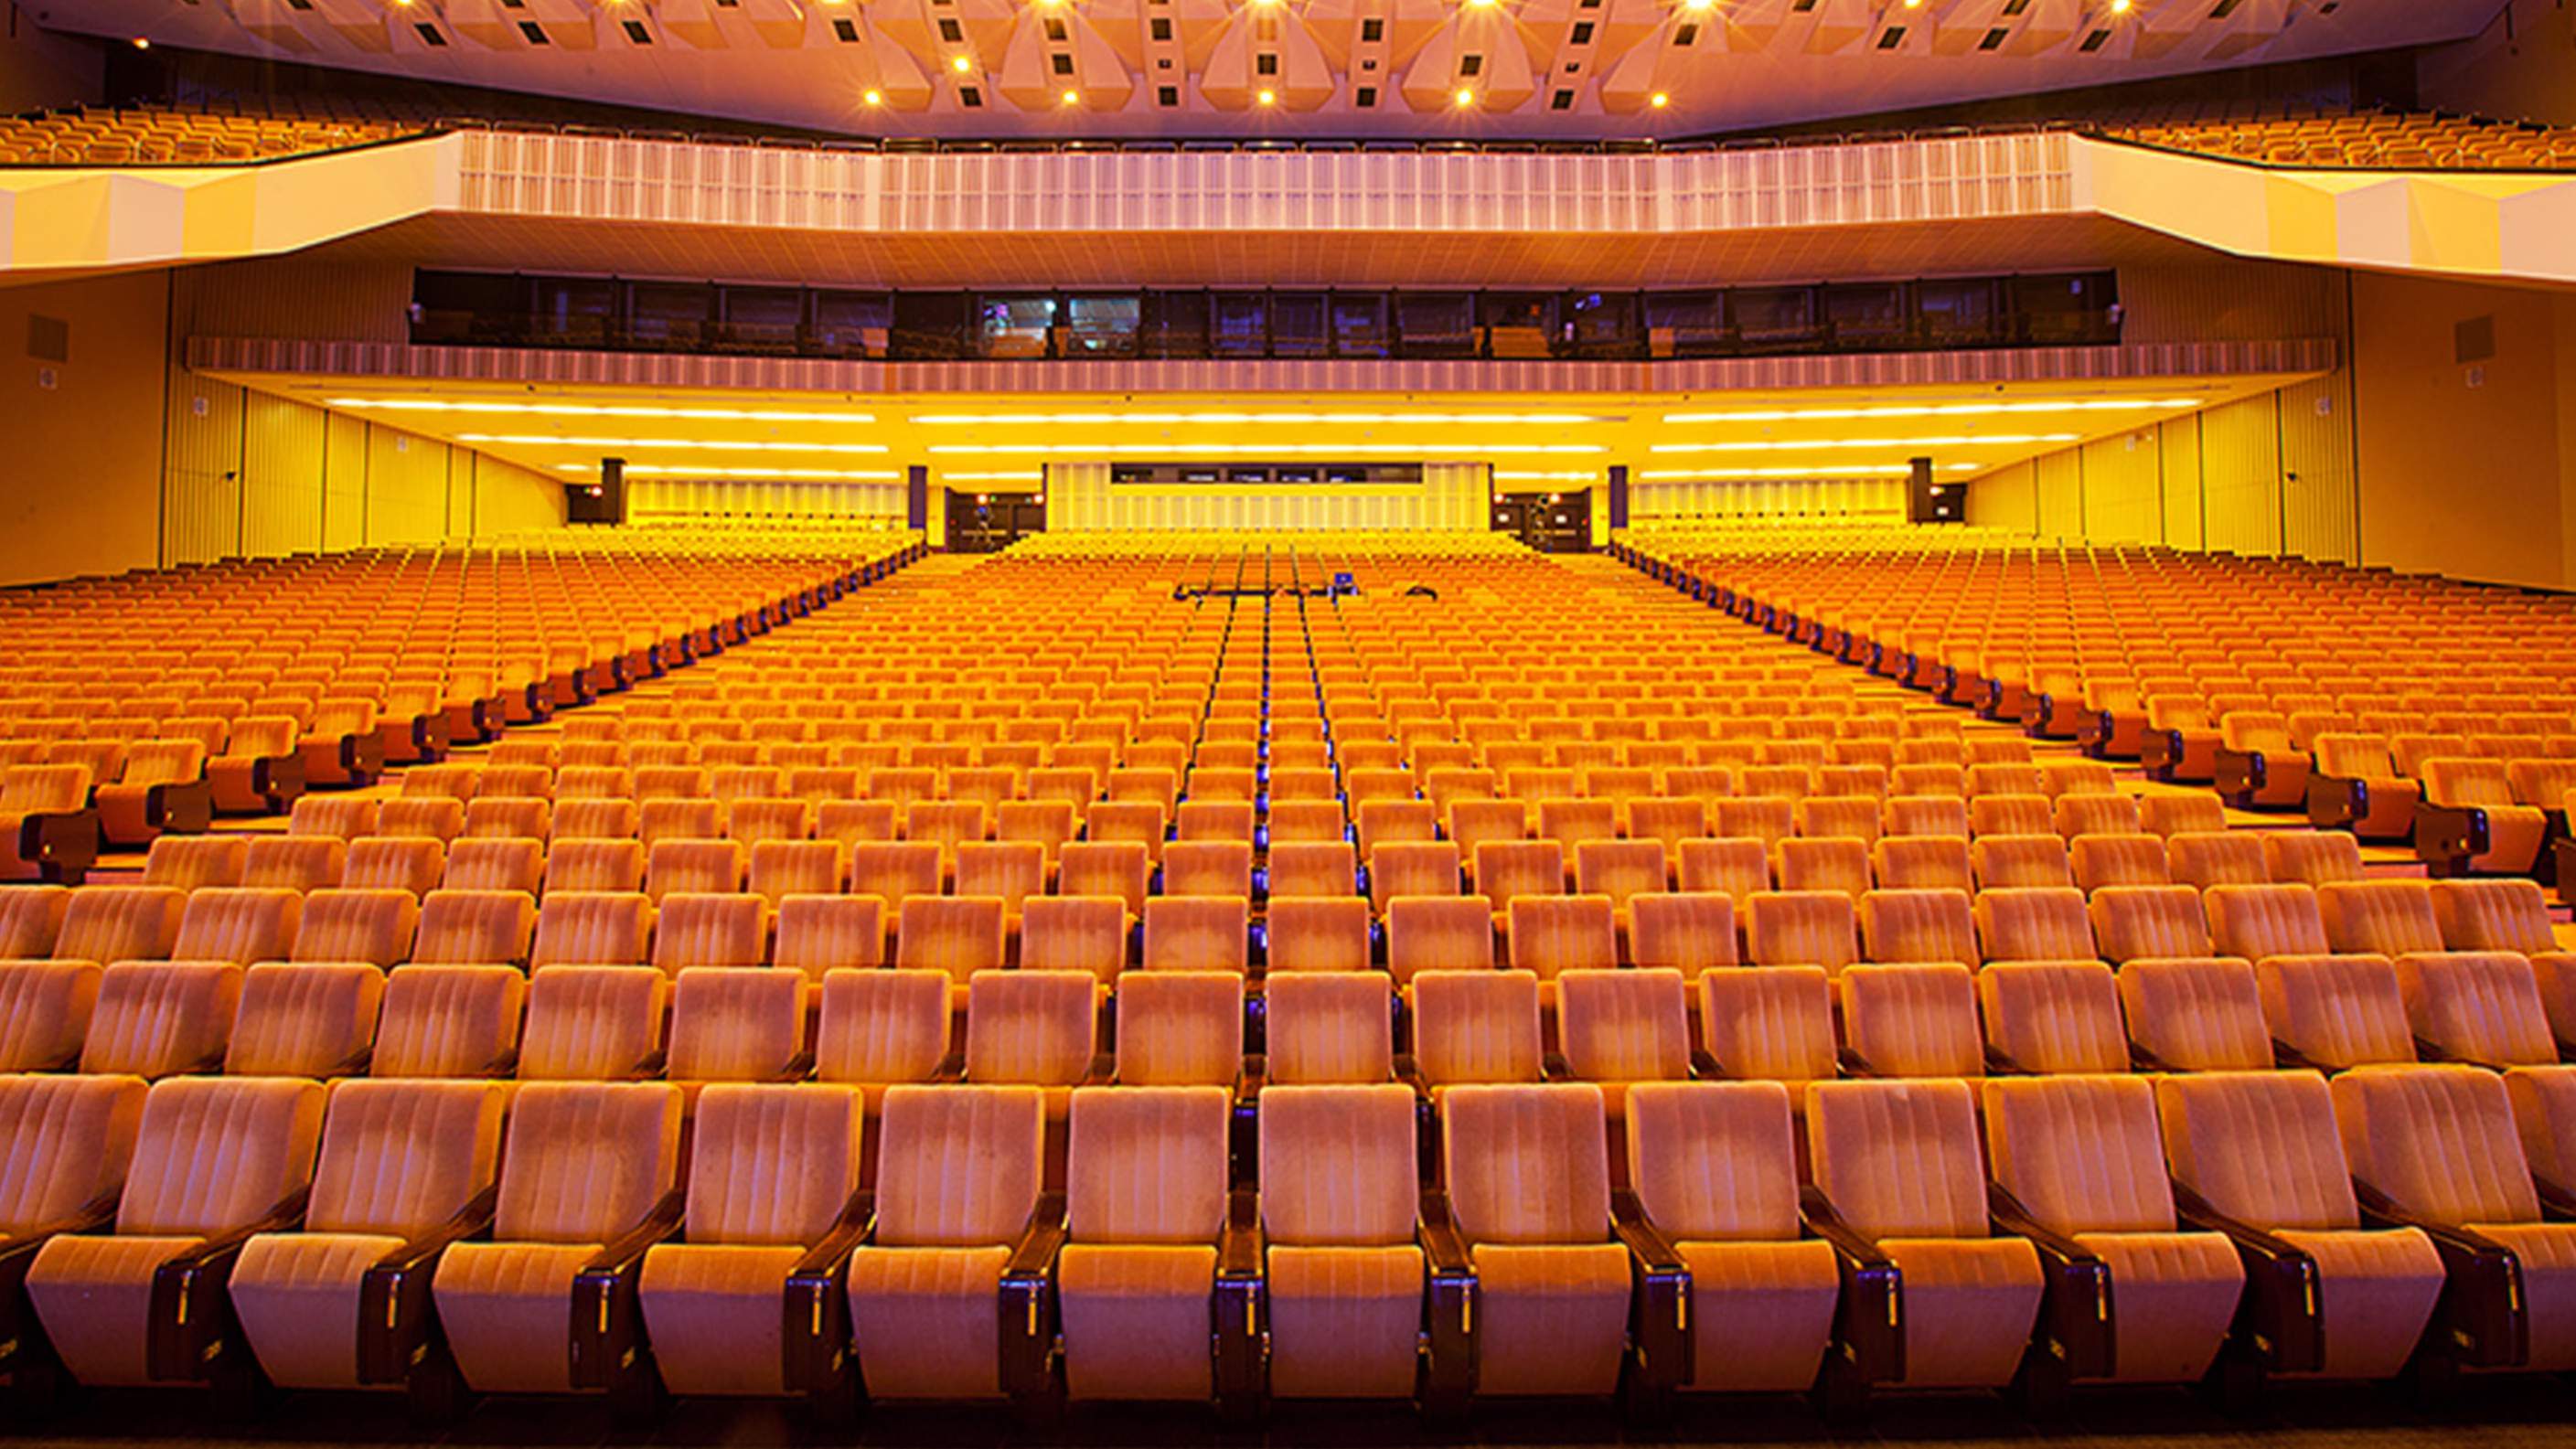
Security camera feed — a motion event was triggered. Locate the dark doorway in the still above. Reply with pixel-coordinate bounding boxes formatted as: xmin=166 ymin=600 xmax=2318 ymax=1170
xmin=946 ymin=490 xmax=1046 ymax=552
xmin=1491 ymin=489 xmax=1592 ymax=552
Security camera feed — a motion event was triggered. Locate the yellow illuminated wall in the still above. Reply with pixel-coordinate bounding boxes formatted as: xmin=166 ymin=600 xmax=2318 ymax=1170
xmin=1967 ymin=373 xmax=2360 ymax=563
xmin=0 ymin=270 xmax=562 ymax=587
xmin=1043 ymin=462 xmax=1489 ymax=531
xmin=1630 ymin=477 xmax=1908 ymax=522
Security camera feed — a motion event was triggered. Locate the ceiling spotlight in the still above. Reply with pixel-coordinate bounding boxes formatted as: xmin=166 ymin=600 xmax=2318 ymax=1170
xmin=861 ymin=88 xmax=885 ymax=105
xmin=1466 ymin=0 xmax=1499 ymax=8
xmin=1649 ymin=91 xmax=1670 ymax=108
xmin=951 ymin=54 xmax=973 ymax=71
xmin=1061 ymin=88 xmax=1081 ymax=104
xmin=1681 ymin=0 xmax=1715 ymax=13
xmin=131 ymin=36 xmax=150 ymax=48
xmin=1256 ymin=88 xmax=1277 ymax=105
xmin=2109 ymin=0 xmax=2131 ymax=10
xmin=1454 ymin=87 xmax=1476 ymax=107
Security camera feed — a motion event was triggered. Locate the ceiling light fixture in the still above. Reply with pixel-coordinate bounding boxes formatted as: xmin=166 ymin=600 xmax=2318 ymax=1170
xmin=1454 ymin=88 xmax=1477 ymax=107
xmin=1256 ymin=88 xmax=1277 ymax=105
xmin=1660 ymin=398 xmax=2199 ymax=423
xmin=554 ymin=464 xmax=904 ymax=481
xmin=326 ymin=399 xmax=879 ymax=423
xmin=1636 ymin=463 xmax=1984 ymax=481
xmin=460 ymin=433 xmax=891 ymax=453
xmin=951 ymin=55 xmax=974 ymax=71
xmin=862 ymin=89 xmax=886 ymax=105
xmin=1649 ymin=92 xmax=1671 ymax=109
xmin=926 ymin=442 xmax=1605 ymax=455
xmin=1649 ymin=432 xmax=2080 ymax=453
xmin=908 ymin=409 xmax=1613 ymax=425
xmin=941 ymin=470 xmax=1048 ymax=482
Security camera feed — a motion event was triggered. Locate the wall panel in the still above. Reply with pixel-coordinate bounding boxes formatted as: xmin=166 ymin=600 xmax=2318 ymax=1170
xmin=240 ymin=392 xmax=326 ymax=558
xmin=2158 ymin=413 xmax=2205 ymax=551
xmin=0 ymin=271 xmax=167 ymax=587
xmin=2278 ymin=373 xmax=2358 ymax=562
xmin=322 ymin=410 xmax=370 ymax=552
xmin=364 ymin=428 xmax=453 ymax=547
xmin=1631 ymin=477 xmax=1905 ymax=522
xmin=2199 ymin=393 xmax=2284 ymax=555
xmin=1967 ymin=461 xmax=2038 ymax=534
xmin=2032 ymin=452 xmax=2084 ymax=539
xmin=163 ymin=375 xmax=246 ymax=567
xmin=2079 ymin=430 xmax=2162 ymax=544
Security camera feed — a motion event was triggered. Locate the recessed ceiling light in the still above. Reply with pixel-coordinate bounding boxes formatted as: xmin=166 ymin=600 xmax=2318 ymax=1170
xmin=927 ymin=442 xmax=1604 ymax=455
xmin=1660 ymin=399 xmax=2199 ymax=423
xmin=327 ymin=399 xmax=879 ymax=423
xmin=1649 ymin=91 xmax=1670 ymax=108
xmin=862 ymin=89 xmax=885 ymax=105
xmin=1454 ymin=88 xmax=1476 ymax=107
xmin=1256 ymin=88 xmax=1277 ymax=105
xmin=462 ymin=434 xmax=893 ymax=454
xmin=1061 ymin=89 xmax=1081 ymax=104
xmin=1649 ymin=433 xmax=2080 ymax=453
xmin=909 ymin=410 xmax=1614 ymax=425
xmin=951 ymin=55 xmax=973 ymax=71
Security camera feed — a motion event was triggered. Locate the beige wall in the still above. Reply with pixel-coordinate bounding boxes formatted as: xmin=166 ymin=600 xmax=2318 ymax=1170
xmin=2349 ymin=271 xmax=2576 ymax=590
xmin=0 ymin=266 xmax=563 ymax=587
xmin=1965 ymin=370 xmax=2360 ymax=562
xmin=2420 ymin=0 xmax=2576 ymax=128
xmin=0 ymin=270 xmax=171 ymax=587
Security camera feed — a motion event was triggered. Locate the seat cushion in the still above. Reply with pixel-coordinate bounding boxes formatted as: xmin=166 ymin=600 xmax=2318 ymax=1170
xmin=1879 ymin=1236 xmax=2045 ymax=1389
xmin=2071 ymin=1231 xmax=2244 ymax=1383
xmin=1674 ymin=1237 xmax=1839 ymax=1393
xmin=431 ymin=1240 xmax=599 ymax=1393
xmin=637 ymin=1242 xmax=804 ymax=1396
xmin=2470 ymin=1221 xmax=2576 ymax=1371
xmin=24 ymin=1233 xmax=204 ymax=1385
xmin=1469 ymin=1241 xmax=1631 ymax=1397
xmin=1265 ymin=1244 xmax=1423 ymax=1400
xmin=2272 ymin=1227 xmax=2444 ymax=1380
xmin=844 ymin=1244 xmax=1011 ymax=1399
xmin=1056 ymin=1242 xmax=1219 ymax=1401
xmin=229 ymin=1231 xmax=406 ymax=1389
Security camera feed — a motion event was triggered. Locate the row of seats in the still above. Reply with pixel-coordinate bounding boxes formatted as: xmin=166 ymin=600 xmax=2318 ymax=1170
xmin=2108 ymin=109 xmax=2576 ymax=171
xmin=7 ymin=1065 xmax=2574 ymax=1414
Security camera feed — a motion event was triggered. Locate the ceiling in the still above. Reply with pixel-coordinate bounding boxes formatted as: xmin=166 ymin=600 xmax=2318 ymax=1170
xmin=53 ymin=0 xmax=2498 ymax=137
xmin=197 ymin=368 xmax=2317 ymax=486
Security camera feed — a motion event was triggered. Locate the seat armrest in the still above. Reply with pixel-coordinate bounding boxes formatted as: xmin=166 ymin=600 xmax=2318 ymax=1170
xmin=1213 ymin=1187 xmax=1266 ymax=1415
xmin=1799 ymin=1184 xmax=1902 ymax=1386
xmin=1540 ymin=1049 xmax=1574 ymax=1081
xmin=0 ymin=1191 xmax=118 ymax=1372
xmin=1989 ymin=1180 xmax=2112 ymax=1380
xmin=2170 ymin=1180 xmax=2324 ymax=1374
xmin=2126 ymin=1040 xmax=2175 ymax=1072
xmin=1686 ymin=1048 xmax=1723 ymax=1079
xmin=568 ymin=1186 xmax=689 ymax=1390
xmin=2535 ymin=1175 xmax=2576 ymax=1223
xmin=1418 ymin=1188 xmax=1476 ymax=1413
xmin=1834 ymin=1045 xmax=1881 ymax=1078
xmin=1231 ymin=1056 xmax=1266 ymax=1189
xmin=1080 ymin=1049 xmax=1117 ymax=1087
xmin=931 ymin=1049 xmax=967 ymax=1083
xmin=1983 ymin=1044 xmax=2036 ymax=1076
xmin=999 ymin=1191 xmax=1069 ymax=1406
xmin=1611 ymin=1189 xmax=1693 ymax=1394
xmin=2270 ymin=1039 xmax=2325 ymax=1072
xmin=321 ymin=1044 xmax=376 ymax=1080
xmin=473 ymin=1047 xmax=520 ymax=1078
xmin=625 ymin=1048 xmax=669 ymax=1081
xmin=772 ymin=1049 xmax=818 ymax=1083
xmin=2353 ymin=1177 xmax=2526 ymax=1369
xmin=147 ymin=1188 xmax=311 ymax=1383
xmin=782 ymin=1188 xmax=874 ymax=1395
xmin=358 ymin=1183 xmax=498 ymax=1386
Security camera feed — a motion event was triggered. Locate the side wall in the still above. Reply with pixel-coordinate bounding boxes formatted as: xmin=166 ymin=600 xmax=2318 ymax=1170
xmin=0 ymin=267 xmax=563 ymax=588
xmin=2418 ymin=0 xmax=2576 ymax=128
xmin=0 ymin=9 xmax=102 ymax=112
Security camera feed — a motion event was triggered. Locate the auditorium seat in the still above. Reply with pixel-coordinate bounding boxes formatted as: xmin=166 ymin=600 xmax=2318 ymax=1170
xmin=1266 ymin=897 xmax=1371 ymax=974
xmin=0 ymin=958 xmax=100 ymax=1071
xmin=2430 ymin=879 xmax=2560 ymax=954
xmin=1059 ymin=841 xmax=1150 ymax=919
xmin=1114 ymin=972 xmax=1244 ymax=1087
xmin=2265 ymin=831 xmax=2368 ymax=887
xmin=1410 ymin=970 xmax=1543 ymax=1089
xmin=636 ymin=1083 xmax=866 ymax=1397
xmin=141 ymin=836 xmax=247 ymax=892
xmin=1434 ymin=1082 xmax=1656 ymax=1401
xmin=667 ymin=967 xmax=807 ymax=1087
xmin=653 ymin=894 xmax=767 ymax=974
xmin=1805 ymin=1078 xmax=2043 ymax=1390
xmin=2330 ymin=1064 xmax=2576 ymax=1372
xmin=431 ymin=1081 xmax=684 ymax=1397
xmin=2156 ymin=1071 xmax=2444 ymax=1380
xmin=815 ymin=966 xmax=951 ymax=1108
xmin=1972 ymin=835 xmax=2074 ymax=890
xmin=898 ymin=897 xmax=1009 ymax=987
xmin=243 ymin=836 xmax=347 ymax=894
xmin=2317 ymin=880 xmax=2444 ymax=955
xmin=223 ymin=962 xmax=383 ymax=1076
xmin=444 ymin=837 xmax=543 ymax=896
xmin=1255 ymin=1084 xmax=1422 ymax=1398
xmin=2167 ymin=833 xmax=2269 ymax=890
xmin=1054 ymin=1085 xmax=1235 ymax=1401
xmin=24 ymin=1075 xmax=325 ymax=1387
xmin=80 ymin=961 xmax=242 ymax=1077
xmin=59 ymin=885 xmax=186 ymax=965
xmin=228 ymin=1079 xmax=507 ymax=1390
xmin=1974 ymin=887 xmax=2095 ymax=964
xmin=344 ymin=838 xmax=446 ymax=900
xmin=1386 ymin=897 xmax=1494 ymax=981
xmin=1264 ymin=973 xmax=1395 ymax=1084
xmin=2089 ymin=886 xmax=2214 ymax=965
xmin=1857 ymin=888 xmax=1976 ymax=967
xmin=1981 ymin=1075 xmax=2245 ymax=1385
xmin=2205 ymin=883 xmax=2329 ymax=962
xmin=1872 ymin=836 xmax=1974 ymax=893
xmin=842 ymin=1084 xmax=1047 ymax=1401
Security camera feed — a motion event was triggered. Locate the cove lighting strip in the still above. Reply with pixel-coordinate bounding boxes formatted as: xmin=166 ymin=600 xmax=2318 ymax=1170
xmin=926 ymin=442 xmax=1602 ymax=455
xmin=462 ymin=433 xmax=889 ymax=453
xmin=1649 ymin=432 xmax=2078 ymax=454
xmin=1491 ymin=470 xmax=1601 ymax=482
xmin=554 ymin=463 xmax=903 ymax=481
xmin=1660 ymin=399 xmax=2204 ymax=423
xmin=1637 ymin=463 xmax=1983 ymax=482
xmin=330 ymin=398 xmax=877 ymax=422
xmin=940 ymin=471 xmax=1047 ymax=482
xmin=911 ymin=410 xmax=1618 ymax=426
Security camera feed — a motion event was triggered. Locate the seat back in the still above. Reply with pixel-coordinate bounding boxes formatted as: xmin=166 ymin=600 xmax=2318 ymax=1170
xmin=1266 ymin=898 xmax=1370 ymax=974
xmin=1555 ymin=968 xmax=1688 ymax=1083
xmin=412 ymin=890 xmax=536 ymax=965
xmin=1840 ymin=963 xmax=1982 ymax=1077
xmin=2088 ymin=885 xmax=2212 ymax=964
xmin=80 ymin=961 xmax=243 ymax=1077
xmin=530 ymin=890 xmax=655 ymax=968
xmin=2317 ymin=880 xmax=2442 ymax=955
xmin=2257 ymin=954 xmax=2415 ymax=1069
xmin=964 ymin=970 xmax=1097 ymax=1085
xmin=668 ymin=967 xmax=807 ymax=1082
xmin=116 ymin=1075 xmax=323 ymax=1238
xmin=1114 ymin=971 xmax=1243 ymax=1086
xmin=142 ymin=837 xmax=248 ymax=892
xmin=1857 ymin=888 xmax=1975 ymax=966
xmin=0 ymin=959 xmax=101 ymax=1071
xmin=2396 ymin=952 xmax=2558 ymax=1068
xmin=491 ymin=1081 xmax=682 ymax=1242
xmin=372 ymin=964 xmax=525 ymax=1078
xmin=1625 ymin=1081 xmax=1801 ymax=1241
xmin=2117 ymin=957 xmax=2273 ymax=1071
xmin=1259 ymin=1083 xmax=1416 ymax=1245
xmin=1627 ymin=893 xmax=1736 ymax=980
xmin=224 ymin=963 xmax=384 ymax=1076
xmin=652 ymin=893 xmax=767 ymax=974
xmin=816 ymin=968 xmax=951 ymax=1085
xmin=2331 ymin=1065 xmax=2540 ymax=1229
xmin=873 ymin=1084 xmax=1045 ymax=1247
xmin=0 ymin=884 xmax=70 ymax=956
xmin=1264 ymin=972 xmax=1394 ymax=1084
xmin=1743 ymin=890 xmax=1858 ymax=972
xmin=897 ymin=896 xmax=1008 ymax=984
xmin=683 ymin=1083 xmax=864 ymax=1244
xmin=2430 ymin=879 xmax=2557 ymax=954
xmin=1440 ymin=1082 xmax=1609 ymax=1246
xmin=1141 ymin=896 xmax=1248 ymax=973
xmin=1808 ymin=1078 xmax=1988 ymax=1240
xmin=1065 ymin=1085 xmax=1229 ymax=1245
xmin=1977 ymin=961 xmax=2126 ymax=1074
xmin=518 ymin=966 xmax=668 ymax=1081
xmin=289 ymin=889 xmax=418 ymax=967
xmin=1698 ymin=965 xmax=1835 ymax=1082
xmin=58 ymin=885 xmax=187 ymax=964
xmin=774 ymin=896 xmax=884 ymax=980
xmin=1410 ymin=969 xmax=1542 ymax=1086
xmin=1983 ymin=1075 xmax=2181 ymax=1235
xmin=1384 ymin=897 xmax=1493 ymax=983
xmin=0 ymin=1072 xmax=147 ymax=1235
xmin=2155 ymin=1070 xmax=2359 ymax=1232
xmin=2206 ymin=884 xmax=2329 ymax=961
xmin=306 ymin=1078 xmax=507 ymax=1236
xmin=1506 ymin=895 xmax=1616 ymax=979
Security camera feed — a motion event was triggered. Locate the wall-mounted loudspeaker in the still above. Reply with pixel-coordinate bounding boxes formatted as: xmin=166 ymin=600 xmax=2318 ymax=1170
xmin=1908 ymin=455 xmax=1963 ymax=525
xmin=567 ymin=456 xmax=628 ymax=525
